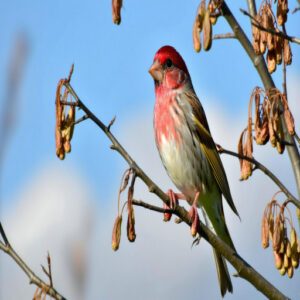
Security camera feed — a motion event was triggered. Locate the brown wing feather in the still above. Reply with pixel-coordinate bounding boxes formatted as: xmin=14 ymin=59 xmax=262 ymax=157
xmin=184 ymin=91 xmax=239 ymax=217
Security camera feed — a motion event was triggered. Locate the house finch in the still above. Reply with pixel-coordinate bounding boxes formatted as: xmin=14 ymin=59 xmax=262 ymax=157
xmin=149 ymin=45 xmax=239 ymax=297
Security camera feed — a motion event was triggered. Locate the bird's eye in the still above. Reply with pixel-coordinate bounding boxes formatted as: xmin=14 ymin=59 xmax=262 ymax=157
xmin=165 ymin=58 xmax=173 ymax=68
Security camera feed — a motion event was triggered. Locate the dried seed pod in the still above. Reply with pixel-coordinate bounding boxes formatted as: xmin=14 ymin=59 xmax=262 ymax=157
xmin=274 ymin=251 xmax=283 ymax=269
xmin=197 ymin=0 xmax=206 ymax=32
xmin=55 ymin=81 xmax=65 ymax=160
xmin=269 ymin=213 xmax=274 ymax=238
xmin=112 ymin=215 xmax=122 ymax=251
xmin=279 ymin=239 xmax=285 ymax=254
xmin=267 ymin=33 xmax=275 ymax=52
xmin=279 ymin=264 xmax=286 ymax=275
xmin=210 ymin=15 xmax=217 ymax=25
xmin=203 ymin=9 xmax=212 ymax=51
xmin=193 ymin=19 xmax=201 ymax=52
xmin=112 ymin=0 xmax=122 ymax=25
xmin=283 ymin=253 xmax=289 ymax=268
xmin=287 ymin=265 xmax=294 ymax=278
xmin=273 ymin=215 xmax=283 ymax=251
xmin=267 ymin=50 xmax=276 ymax=74
xmin=277 ymin=0 xmax=288 ymax=26
xmin=63 ymin=140 xmax=71 ymax=153
xmin=259 ymin=7 xmax=268 ymax=53
xmin=291 ymin=251 xmax=299 ymax=268
xmin=238 ymin=129 xmax=253 ymax=180
xmin=286 ymin=240 xmax=292 ymax=258
xmin=253 ymin=18 xmax=260 ymax=43
xmin=283 ymin=39 xmax=292 ymax=65
xmin=274 ymin=29 xmax=283 ymax=65
xmin=290 ymin=228 xmax=297 ymax=249
xmin=66 ymin=106 xmax=75 ymax=142
xmin=240 ymin=160 xmax=252 ymax=181
xmin=252 ymin=18 xmax=261 ymax=54
xmin=268 ymin=112 xmax=276 ymax=147
xmin=273 ymin=108 xmax=285 ymax=154
xmin=259 ymin=36 xmax=267 ymax=54
xmin=127 ymin=207 xmax=136 ymax=242
xmin=266 ymin=8 xmax=275 ymax=51
xmin=261 ymin=214 xmax=269 ymax=248
xmin=56 ymin=146 xmax=65 ymax=160
xmin=283 ymin=106 xmax=295 ymax=136
xmin=257 ymin=112 xmax=269 ymax=145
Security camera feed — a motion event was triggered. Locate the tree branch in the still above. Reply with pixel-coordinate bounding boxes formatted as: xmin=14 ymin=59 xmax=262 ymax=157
xmin=218 ymin=146 xmax=300 ymax=209
xmin=0 ymin=223 xmax=66 ymax=300
xmin=220 ymin=1 xmax=300 ymax=203
xmin=62 ymin=81 xmax=290 ymax=300
xmin=213 ymin=33 xmax=236 ymax=40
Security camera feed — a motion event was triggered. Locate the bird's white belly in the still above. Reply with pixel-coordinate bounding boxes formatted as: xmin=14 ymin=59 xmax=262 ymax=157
xmin=158 ymin=132 xmax=213 ymax=202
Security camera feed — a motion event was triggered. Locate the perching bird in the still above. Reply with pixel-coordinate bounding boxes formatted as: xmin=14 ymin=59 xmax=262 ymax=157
xmin=149 ymin=45 xmax=239 ymax=297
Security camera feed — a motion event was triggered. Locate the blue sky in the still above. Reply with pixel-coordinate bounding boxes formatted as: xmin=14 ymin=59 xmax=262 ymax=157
xmin=0 ymin=0 xmax=299 ymax=207
xmin=0 ymin=1 xmax=299 ymax=299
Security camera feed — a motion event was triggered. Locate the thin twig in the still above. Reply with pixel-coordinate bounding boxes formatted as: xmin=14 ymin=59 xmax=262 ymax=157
xmin=292 ymin=6 xmax=300 ymax=14
xmin=282 ymin=24 xmax=288 ymax=97
xmin=240 ymin=8 xmax=300 ymax=45
xmin=62 ymin=80 xmax=289 ymax=300
xmin=73 ymin=114 xmax=89 ymax=126
xmin=133 ymin=199 xmax=174 ymax=214
xmin=0 ymin=223 xmax=66 ymax=300
xmin=294 ymin=132 xmax=300 ymax=146
xmin=107 ymin=116 xmax=116 ymax=131
xmin=213 ymin=33 xmax=236 ymax=40
xmin=60 ymin=100 xmax=78 ymax=106
xmin=218 ymin=146 xmax=300 ymax=209
xmin=247 ymin=0 xmax=257 ymax=17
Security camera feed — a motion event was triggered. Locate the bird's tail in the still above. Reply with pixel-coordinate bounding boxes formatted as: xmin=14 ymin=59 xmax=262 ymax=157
xmin=201 ymin=195 xmax=235 ymax=297
xmin=213 ymin=249 xmax=233 ymax=297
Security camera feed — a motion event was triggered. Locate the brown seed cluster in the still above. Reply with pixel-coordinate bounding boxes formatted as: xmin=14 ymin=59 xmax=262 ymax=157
xmin=238 ymin=87 xmax=295 ymax=180
xmin=112 ymin=0 xmax=122 ymax=25
xmin=112 ymin=169 xmax=137 ymax=251
xmin=55 ymin=69 xmax=76 ymax=160
xmin=193 ymin=0 xmax=222 ymax=52
xmin=262 ymin=198 xmax=299 ymax=278
xmin=252 ymin=1 xmax=292 ymax=73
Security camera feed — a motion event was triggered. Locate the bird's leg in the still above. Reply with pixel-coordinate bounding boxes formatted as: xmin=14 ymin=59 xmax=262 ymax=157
xmin=189 ymin=192 xmax=200 ymax=238
xmin=163 ymin=189 xmax=186 ymax=222
xmin=167 ymin=189 xmax=186 ymax=208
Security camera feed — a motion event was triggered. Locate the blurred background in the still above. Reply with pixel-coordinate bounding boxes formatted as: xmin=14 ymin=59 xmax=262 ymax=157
xmin=0 ymin=1 xmax=299 ymax=299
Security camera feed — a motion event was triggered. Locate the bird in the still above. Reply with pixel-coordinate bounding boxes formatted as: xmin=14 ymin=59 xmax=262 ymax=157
xmin=149 ymin=45 xmax=239 ymax=297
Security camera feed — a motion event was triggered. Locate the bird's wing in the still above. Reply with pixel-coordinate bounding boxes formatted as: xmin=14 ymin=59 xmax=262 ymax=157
xmin=182 ymin=90 xmax=239 ymax=217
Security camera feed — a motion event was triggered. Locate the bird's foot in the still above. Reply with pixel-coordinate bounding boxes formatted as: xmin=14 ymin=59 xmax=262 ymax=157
xmin=189 ymin=192 xmax=200 ymax=237
xmin=191 ymin=235 xmax=201 ymax=248
xmin=163 ymin=189 xmax=186 ymax=222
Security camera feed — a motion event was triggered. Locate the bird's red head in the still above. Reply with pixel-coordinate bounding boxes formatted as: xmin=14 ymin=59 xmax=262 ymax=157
xmin=153 ymin=46 xmax=189 ymax=75
xmin=149 ymin=46 xmax=190 ymax=90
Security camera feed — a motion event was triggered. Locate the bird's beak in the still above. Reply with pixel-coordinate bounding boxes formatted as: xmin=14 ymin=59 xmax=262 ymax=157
xmin=148 ymin=60 xmax=163 ymax=82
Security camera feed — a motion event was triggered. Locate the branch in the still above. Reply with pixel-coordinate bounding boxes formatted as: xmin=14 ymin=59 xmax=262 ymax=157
xmin=240 ymin=8 xmax=300 ymax=45
xmin=220 ymin=1 xmax=300 ymax=203
xmin=218 ymin=146 xmax=300 ymax=209
xmin=0 ymin=223 xmax=66 ymax=300
xmin=213 ymin=33 xmax=236 ymax=40
xmin=246 ymin=0 xmax=257 ymax=17
xmin=292 ymin=6 xmax=300 ymax=14
xmin=63 ymin=81 xmax=290 ymax=300
xmin=133 ymin=199 xmax=174 ymax=214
